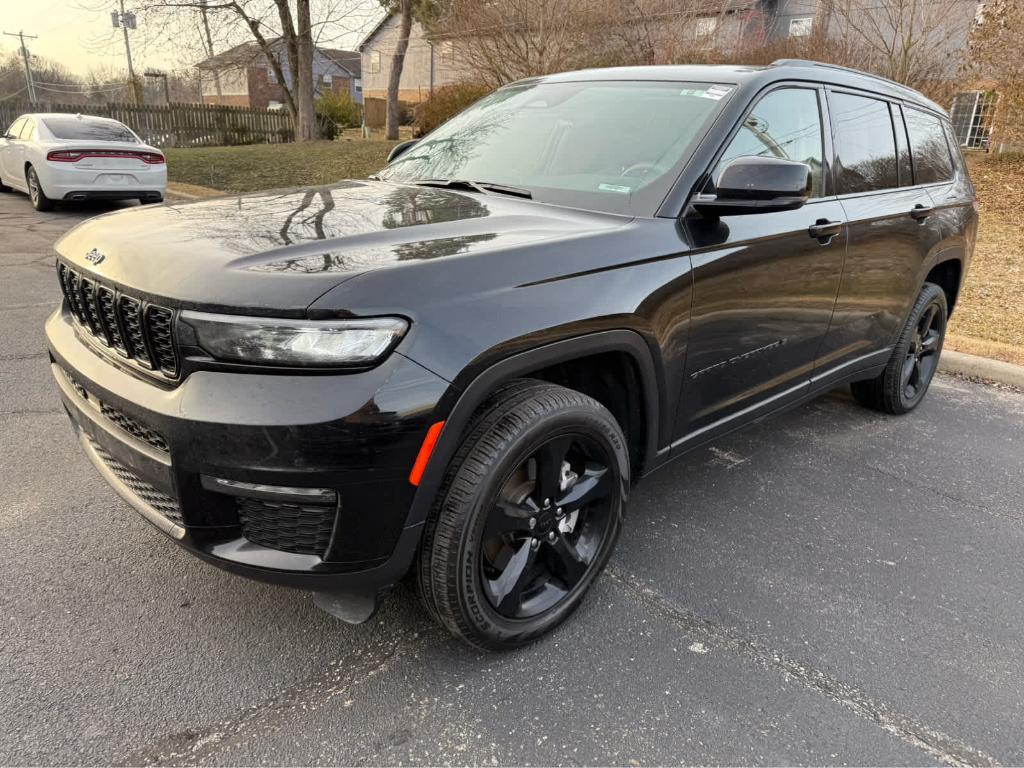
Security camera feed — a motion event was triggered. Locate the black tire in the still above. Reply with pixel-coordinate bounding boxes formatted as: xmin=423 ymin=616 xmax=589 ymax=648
xmin=140 ymin=196 xmax=163 ymax=205
xmin=26 ymin=166 xmax=54 ymax=211
xmin=416 ymin=379 xmax=629 ymax=650
xmin=851 ymin=282 xmax=947 ymax=414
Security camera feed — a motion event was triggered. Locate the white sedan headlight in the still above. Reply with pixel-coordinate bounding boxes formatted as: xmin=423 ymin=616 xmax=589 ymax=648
xmin=180 ymin=311 xmax=408 ymax=367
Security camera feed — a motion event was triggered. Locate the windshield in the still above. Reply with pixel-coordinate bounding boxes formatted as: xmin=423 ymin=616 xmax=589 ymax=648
xmin=42 ymin=117 xmax=137 ymax=143
xmin=377 ymin=80 xmax=734 ymax=216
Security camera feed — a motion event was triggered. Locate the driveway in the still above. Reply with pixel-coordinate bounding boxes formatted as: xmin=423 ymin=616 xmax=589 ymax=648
xmin=2 ymin=190 xmax=1023 ymax=766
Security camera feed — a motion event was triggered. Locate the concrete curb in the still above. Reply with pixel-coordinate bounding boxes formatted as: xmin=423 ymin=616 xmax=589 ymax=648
xmin=165 ymin=182 xmax=223 ymax=201
xmin=939 ymin=349 xmax=1024 ymax=388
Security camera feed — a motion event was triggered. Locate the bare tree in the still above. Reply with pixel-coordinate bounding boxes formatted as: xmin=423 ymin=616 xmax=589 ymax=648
xmin=831 ymin=0 xmax=976 ymax=103
xmin=121 ymin=0 xmax=373 ymax=140
xmin=429 ymin=0 xmax=606 ymax=87
xmin=968 ymin=0 xmax=1024 ymax=147
xmin=383 ymin=0 xmax=413 ymax=140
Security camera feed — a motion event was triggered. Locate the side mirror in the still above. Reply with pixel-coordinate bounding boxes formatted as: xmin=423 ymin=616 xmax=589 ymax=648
xmin=387 ymin=139 xmax=419 ymax=164
xmin=693 ymin=156 xmax=811 ymax=218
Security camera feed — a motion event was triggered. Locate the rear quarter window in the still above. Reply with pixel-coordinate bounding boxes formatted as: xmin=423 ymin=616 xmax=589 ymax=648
xmin=831 ymin=92 xmax=899 ymax=194
xmin=41 ymin=117 xmax=137 ymax=143
xmin=904 ymin=107 xmax=954 ymax=184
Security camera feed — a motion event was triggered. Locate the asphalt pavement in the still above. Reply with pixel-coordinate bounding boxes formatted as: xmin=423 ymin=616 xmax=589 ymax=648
xmin=2 ymin=189 xmax=1023 ymax=766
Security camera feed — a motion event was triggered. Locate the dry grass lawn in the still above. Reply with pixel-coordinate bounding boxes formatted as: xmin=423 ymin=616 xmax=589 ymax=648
xmin=165 ymin=138 xmax=396 ymax=195
xmin=947 ymin=153 xmax=1024 ymax=365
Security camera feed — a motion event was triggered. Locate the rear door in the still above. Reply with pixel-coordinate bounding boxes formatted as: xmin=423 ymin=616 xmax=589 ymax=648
xmin=673 ymin=84 xmax=847 ymax=449
xmin=813 ymin=91 xmax=944 ymax=381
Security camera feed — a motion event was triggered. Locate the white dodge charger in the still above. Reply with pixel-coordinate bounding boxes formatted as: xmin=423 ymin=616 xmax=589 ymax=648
xmin=0 ymin=113 xmax=166 ymax=211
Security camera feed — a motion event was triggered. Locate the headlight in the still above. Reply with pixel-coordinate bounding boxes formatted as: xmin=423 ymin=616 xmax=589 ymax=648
xmin=179 ymin=311 xmax=408 ymax=367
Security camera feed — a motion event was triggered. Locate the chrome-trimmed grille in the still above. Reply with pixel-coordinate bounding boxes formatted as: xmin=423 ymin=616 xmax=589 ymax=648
xmin=89 ymin=439 xmax=183 ymax=526
xmin=57 ymin=262 xmax=178 ymax=379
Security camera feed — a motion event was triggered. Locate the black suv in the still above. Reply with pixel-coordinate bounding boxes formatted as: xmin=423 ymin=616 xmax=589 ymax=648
xmin=46 ymin=60 xmax=976 ymax=649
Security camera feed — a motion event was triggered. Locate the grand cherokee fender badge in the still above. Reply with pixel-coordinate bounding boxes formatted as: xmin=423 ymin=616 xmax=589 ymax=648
xmin=690 ymin=339 xmax=787 ymax=379
xmin=84 ymin=248 xmax=105 ymax=266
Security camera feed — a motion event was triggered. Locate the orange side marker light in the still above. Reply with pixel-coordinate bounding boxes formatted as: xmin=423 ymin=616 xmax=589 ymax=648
xmin=409 ymin=420 xmax=445 ymax=486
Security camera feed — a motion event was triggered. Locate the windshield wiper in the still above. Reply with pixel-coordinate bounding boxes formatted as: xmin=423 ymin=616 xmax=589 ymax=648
xmin=410 ymin=178 xmax=532 ymax=199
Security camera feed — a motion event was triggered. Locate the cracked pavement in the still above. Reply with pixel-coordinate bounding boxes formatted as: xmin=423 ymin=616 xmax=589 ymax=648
xmin=2 ymin=190 xmax=1023 ymax=766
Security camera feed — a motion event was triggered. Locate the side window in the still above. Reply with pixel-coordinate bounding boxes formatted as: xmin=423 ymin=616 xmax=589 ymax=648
xmin=831 ymin=92 xmax=898 ymax=194
xmin=19 ymin=119 xmax=35 ymax=140
xmin=6 ymin=118 xmax=25 ymax=139
xmin=712 ymin=87 xmax=824 ymax=198
xmin=904 ymin=107 xmax=954 ymax=184
xmin=891 ymin=104 xmax=913 ymax=186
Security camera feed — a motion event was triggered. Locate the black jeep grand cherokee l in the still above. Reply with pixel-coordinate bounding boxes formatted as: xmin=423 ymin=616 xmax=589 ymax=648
xmin=47 ymin=60 xmax=976 ymax=649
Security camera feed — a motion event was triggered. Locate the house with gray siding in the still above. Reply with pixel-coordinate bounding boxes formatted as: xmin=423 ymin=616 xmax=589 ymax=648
xmin=358 ymin=14 xmax=471 ymax=102
xmin=197 ymin=39 xmax=363 ymax=109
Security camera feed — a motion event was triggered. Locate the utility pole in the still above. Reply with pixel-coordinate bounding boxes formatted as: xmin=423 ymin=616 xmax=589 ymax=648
xmin=2 ymin=30 xmax=38 ymax=105
xmin=200 ymin=0 xmax=223 ymax=103
xmin=111 ymin=1 xmax=141 ymax=104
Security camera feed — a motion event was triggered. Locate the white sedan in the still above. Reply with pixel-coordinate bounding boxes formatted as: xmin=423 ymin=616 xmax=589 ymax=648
xmin=0 ymin=113 xmax=166 ymax=211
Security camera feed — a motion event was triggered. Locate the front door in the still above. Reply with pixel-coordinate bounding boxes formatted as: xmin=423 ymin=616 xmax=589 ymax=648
xmin=673 ymin=85 xmax=847 ymax=450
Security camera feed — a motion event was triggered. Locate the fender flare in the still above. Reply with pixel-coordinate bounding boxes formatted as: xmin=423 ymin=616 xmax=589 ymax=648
xmin=404 ymin=329 xmax=662 ymax=527
xmin=892 ymin=247 xmax=965 ymax=343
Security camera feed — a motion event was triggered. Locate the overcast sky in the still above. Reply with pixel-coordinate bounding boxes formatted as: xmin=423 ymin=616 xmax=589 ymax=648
xmin=1 ymin=0 xmax=383 ymax=77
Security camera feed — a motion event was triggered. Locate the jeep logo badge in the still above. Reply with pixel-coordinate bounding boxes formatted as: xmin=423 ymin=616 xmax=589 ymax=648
xmin=84 ymin=248 xmax=105 ymax=266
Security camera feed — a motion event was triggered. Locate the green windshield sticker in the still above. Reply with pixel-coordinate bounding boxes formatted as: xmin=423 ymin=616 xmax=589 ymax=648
xmin=598 ymin=183 xmax=632 ymax=193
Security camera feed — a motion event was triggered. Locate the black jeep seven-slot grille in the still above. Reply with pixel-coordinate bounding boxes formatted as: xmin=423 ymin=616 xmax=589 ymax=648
xmin=57 ymin=262 xmax=179 ymax=378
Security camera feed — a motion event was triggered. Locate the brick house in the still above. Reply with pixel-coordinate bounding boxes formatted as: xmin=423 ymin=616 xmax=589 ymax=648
xmin=196 ymin=39 xmax=363 ymax=109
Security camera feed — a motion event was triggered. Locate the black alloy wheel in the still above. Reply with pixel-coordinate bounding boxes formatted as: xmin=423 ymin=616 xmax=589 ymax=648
xmin=480 ymin=432 xmax=615 ymax=619
xmin=901 ymin=301 xmax=942 ymax=402
xmin=852 ymin=281 xmax=948 ymax=414
xmin=417 ymin=379 xmax=628 ymax=650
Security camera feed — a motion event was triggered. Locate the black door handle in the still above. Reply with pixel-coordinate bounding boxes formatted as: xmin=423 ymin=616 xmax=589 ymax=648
xmin=910 ymin=204 xmax=934 ymax=220
xmin=808 ymin=219 xmax=843 ymax=241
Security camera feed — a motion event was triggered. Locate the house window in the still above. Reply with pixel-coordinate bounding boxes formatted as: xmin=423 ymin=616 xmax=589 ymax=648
xmin=950 ymin=90 xmax=998 ymax=149
xmin=354 ymin=79 xmax=362 ymax=93
xmin=789 ymin=17 xmax=814 ymax=36
xmin=369 ymin=50 xmax=381 ymax=74
xmin=323 ymin=73 xmax=333 ymax=86
xmin=695 ymin=17 xmax=718 ymax=39
xmin=439 ymin=40 xmax=455 ymax=65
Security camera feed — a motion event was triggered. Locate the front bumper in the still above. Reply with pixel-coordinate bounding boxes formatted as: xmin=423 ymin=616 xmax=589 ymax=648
xmin=46 ymin=305 xmax=450 ymax=592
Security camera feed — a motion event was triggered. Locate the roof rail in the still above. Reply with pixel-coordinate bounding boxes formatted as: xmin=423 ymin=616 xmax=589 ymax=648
xmin=770 ymin=59 xmax=911 ymax=92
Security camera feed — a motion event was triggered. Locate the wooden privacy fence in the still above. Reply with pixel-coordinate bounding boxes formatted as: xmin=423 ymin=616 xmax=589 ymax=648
xmin=0 ymin=101 xmax=294 ymax=148
xmin=362 ymin=97 xmax=415 ymax=129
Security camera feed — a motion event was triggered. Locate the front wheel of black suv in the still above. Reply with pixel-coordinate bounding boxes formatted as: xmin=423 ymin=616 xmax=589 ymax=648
xmin=417 ymin=379 xmax=629 ymax=650
xmin=851 ymin=281 xmax=948 ymax=415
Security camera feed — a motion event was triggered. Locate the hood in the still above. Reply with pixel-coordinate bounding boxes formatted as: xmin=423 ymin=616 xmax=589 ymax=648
xmin=55 ymin=180 xmax=625 ymax=315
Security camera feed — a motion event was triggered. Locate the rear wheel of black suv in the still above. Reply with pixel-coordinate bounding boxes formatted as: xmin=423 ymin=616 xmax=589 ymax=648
xmin=851 ymin=282 xmax=947 ymax=415
xmin=416 ymin=379 xmax=629 ymax=650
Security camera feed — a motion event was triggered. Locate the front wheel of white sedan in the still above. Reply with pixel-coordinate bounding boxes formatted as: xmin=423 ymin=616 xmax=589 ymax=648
xmin=26 ymin=166 xmax=54 ymax=211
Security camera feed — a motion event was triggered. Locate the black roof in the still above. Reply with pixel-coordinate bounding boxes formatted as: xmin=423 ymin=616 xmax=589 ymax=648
xmin=532 ymin=59 xmax=945 ymax=115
